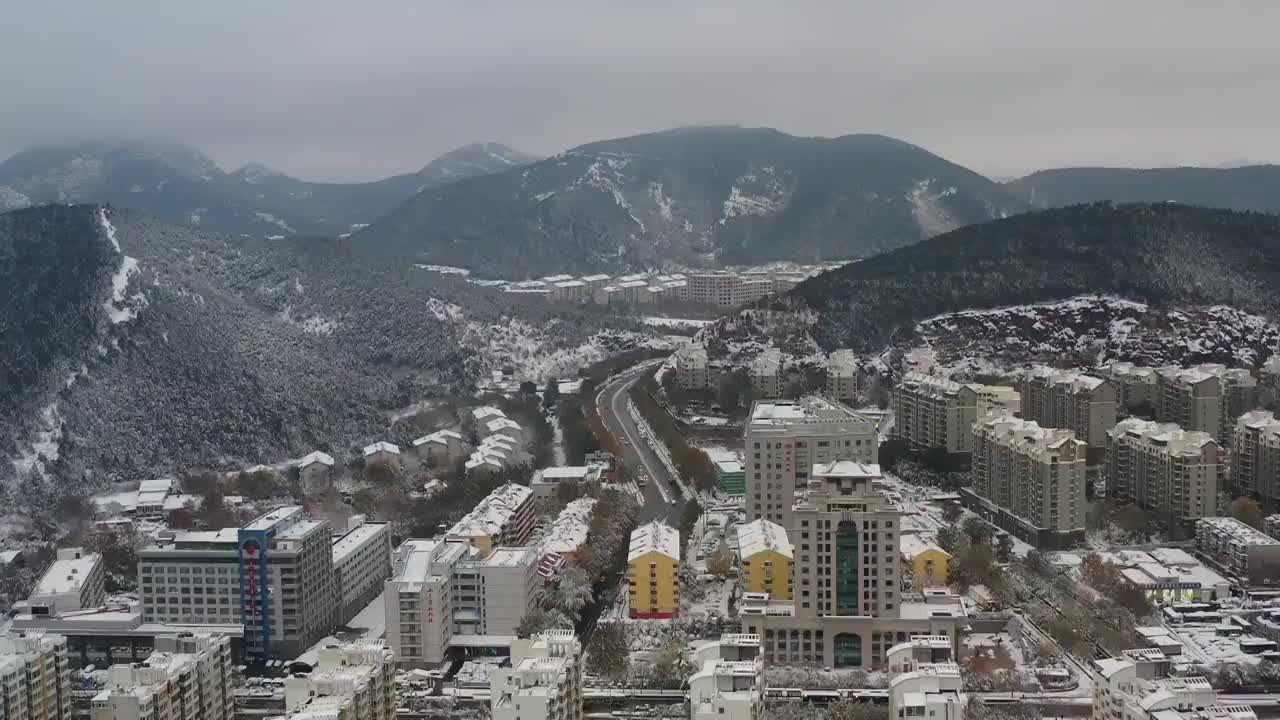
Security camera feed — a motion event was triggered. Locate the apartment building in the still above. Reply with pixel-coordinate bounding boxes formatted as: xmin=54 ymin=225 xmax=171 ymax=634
xmin=1106 ymin=363 xmax=1160 ymax=413
xmin=749 ymin=348 xmax=783 ymax=399
xmin=0 ymin=632 xmax=71 ymax=720
xmin=1019 ymin=367 xmax=1118 ymax=460
xmin=91 ymin=633 xmax=234 ymax=720
xmin=1094 ymin=656 xmax=1252 ymax=720
xmin=331 ymin=518 xmax=393 ymax=626
xmin=736 ymin=519 xmax=793 ymax=601
xmin=674 ymin=344 xmax=711 ymax=392
xmin=361 ymin=442 xmax=401 ymax=469
xmin=1105 ymin=419 xmax=1220 ymax=527
xmin=490 ymin=630 xmax=583 ymax=720
xmin=23 ymin=547 xmax=105 ymax=615
xmin=278 ymin=641 xmax=394 ymax=720
xmin=1155 ymin=365 xmax=1258 ymax=443
xmin=687 ymin=272 xmax=742 ymax=307
xmin=826 ymin=350 xmax=860 ymax=405
xmin=970 ymin=415 xmax=1088 ymax=548
xmin=297 ymin=452 xmax=335 ymax=497
xmin=974 ymin=385 xmax=1021 ymax=419
xmin=411 ymin=430 xmax=465 ymax=465
xmin=745 ymin=397 xmax=878 ymax=528
xmin=1195 ymin=517 xmax=1280 ymax=579
xmin=529 ymin=465 xmax=604 ymax=508
xmin=538 ymin=498 xmax=596 ymax=567
xmin=738 ymin=462 xmax=968 ymax=669
xmin=1231 ymin=411 xmax=1280 ymax=505
xmin=627 ymin=521 xmax=680 ymax=619
xmin=384 ymin=539 xmax=539 ymax=667
xmin=446 ymin=483 xmax=536 ymax=555
xmin=138 ymin=506 xmax=339 ymax=660
xmin=891 ymin=373 xmax=979 ymax=456
xmin=689 ymin=635 xmax=763 ymax=720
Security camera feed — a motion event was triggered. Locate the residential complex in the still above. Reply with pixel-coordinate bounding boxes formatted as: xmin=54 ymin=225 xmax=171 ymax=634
xmin=384 ymin=538 xmax=539 ymax=667
xmin=277 ymin=641 xmax=394 ymax=720
xmin=969 ymin=415 xmax=1088 ymax=548
xmin=490 ymin=630 xmax=584 ymax=720
xmin=745 ymin=397 xmax=878 ymax=528
xmin=1195 ymin=517 xmax=1280 ymax=579
xmin=735 ymin=519 xmax=793 ymax=600
xmin=0 ymin=632 xmax=72 ymax=720
xmin=749 ymin=348 xmax=783 ymax=399
xmin=689 ymin=635 xmax=764 ymax=720
xmin=446 ymin=483 xmax=536 ymax=554
xmin=1231 ymin=411 xmax=1280 ymax=505
xmin=627 ymin=521 xmax=681 ymax=619
xmin=674 ymin=344 xmax=711 ymax=392
xmin=887 ymin=659 xmax=965 ymax=720
xmin=1153 ymin=365 xmax=1258 ymax=443
xmin=825 ymin=350 xmax=861 ymax=405
xmin=90 ymin=633 xmax=234 ymax=720
xmin=529 ymin=465 xmax=604 ymax=507
xmin=1019 ymin=367 xmax=1118 ymax=460
xmin=1094 ymin=656 xmax=1254 ymax=720
xmin=738 ymin=460 xmax=968 ymax=668
xmin=538 ymin=498 xmax=597 ymax=570
xmin=890 ymin=373 xmax=979 ymax=456
xmin=1105 ymin=419 xmax=1220 ymax=527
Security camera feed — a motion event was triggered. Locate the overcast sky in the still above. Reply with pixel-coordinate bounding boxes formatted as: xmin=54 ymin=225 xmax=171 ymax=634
xmin=2 ymin=1 xmax=1275 ymax=181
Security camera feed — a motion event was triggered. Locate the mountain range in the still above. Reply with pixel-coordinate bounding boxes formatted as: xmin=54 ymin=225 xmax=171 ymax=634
xmin=0 ymin=204 xmax=636 ymax=488
xmin=1006 ymin=165 xmax=1280 ymax=214
xmin=784 ymin=202 xmax=1280 ymax=353
xmin=352 ymin=126 xmax=1029 ymax=276
xmin=0 ymin=140 xmax=535 ymax=239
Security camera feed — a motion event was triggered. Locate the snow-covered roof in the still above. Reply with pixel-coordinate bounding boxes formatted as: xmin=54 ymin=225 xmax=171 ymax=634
xmin=362 ymin=441 xmax=400 ymax=457
xmin=31 ymin=549 xmax=100 ymax=600
xmin=628 ymin=521 xmax=680 ymax=562
xmin=539 ymin=499 xmax=596 ymax=556
xmin=138 ymin=478 xmax=173 ymax=494
xmin=298 ymin=451 xmax=335 ymax=468
xmin=901 ymin=534 xmax=950 ymax=560
xmin=472 ymin=406 xmax=507 ymax=421
xmin=580 ymin=274 xmax=610 ymax=282
xmin=619 ymin=280 xmax=648 ymax=288
xmin=736 ymin=519 xmax=793 ymax=560
xmin=811 ymin=460 xmax=882 ymax=479
xmin=412 ymin=429 xmax=464 ymax=448
xmin=486 ymin=417 xmax=522 ymax=433
xmin=448 ymin=484 xmax=533 ymax=538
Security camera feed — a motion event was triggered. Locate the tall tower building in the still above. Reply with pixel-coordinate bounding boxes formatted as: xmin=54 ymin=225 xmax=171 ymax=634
xmin=0 ymin=632 xmax=71 ymax=720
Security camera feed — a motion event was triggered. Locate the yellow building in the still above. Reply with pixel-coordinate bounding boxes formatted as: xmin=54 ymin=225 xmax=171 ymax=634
xmin=628 ymin=521 xmax=681 ymax=619
xmin=736 ymin=518 xmax=793 ymax=600
xmin=900 ymin=535 xmax=951 ymax=589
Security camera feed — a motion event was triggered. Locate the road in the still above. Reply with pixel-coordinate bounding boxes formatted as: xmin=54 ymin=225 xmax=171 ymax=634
xmin=595 ymin=360 xmax=692 ymax=527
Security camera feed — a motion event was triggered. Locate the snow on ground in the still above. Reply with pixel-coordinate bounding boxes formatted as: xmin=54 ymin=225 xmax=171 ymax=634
xmin=426 ymin=298 xmax=463 ymax=322
xmin=254 ymin=212 xmax=295 ymax=234
xmin=414 ymin=264 xmax=472 ymax=277
xmin=10 ymin=403 xmax=63 ymax=476
xmin=642 ymin=316 xmax=714 ymax=330
xmin=1165 ymin=623 xmax=1264 ymax=668
xmin=278 ymin=305 xmax=338 ymax=336
xmin=907 ymin=178 xmax=960 ymax=237
xmin=459 ymin=318 xmax=671 ymax=383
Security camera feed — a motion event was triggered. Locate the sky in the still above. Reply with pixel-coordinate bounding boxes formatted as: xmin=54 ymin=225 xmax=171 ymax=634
xmin=2 ymin=1 xmax=1276 ymax=181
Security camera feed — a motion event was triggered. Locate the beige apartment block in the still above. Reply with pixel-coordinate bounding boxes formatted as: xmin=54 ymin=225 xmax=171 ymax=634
xmin=890 ymin=373 xmax=979 ymax=455
xmin=1233 ymin=410 xmax=1280 ymax=504
xmin=490 ymin=630 xmax=584 ymax=720
xmin=1106 ymin=418 xmax=1219 ymax=527
xmin=0 ymin=632 xmax=72 ymax=720
xmin=745 ymin=397 xmax=878 ymax=528
xmin=91 ymin=633 xmax=234 ymax=720
xmin=825 ymin=350 xmax=861 ymax=405
xmin=971 ymin=415 xmax=1087 ymax=545
xmin=749 ymin=348 xmax=783 ymax=399
xmin=1019 ymin=367 xmax=1118 ymax=458
xmin=675 ymin=344 xmax=711 ymax=392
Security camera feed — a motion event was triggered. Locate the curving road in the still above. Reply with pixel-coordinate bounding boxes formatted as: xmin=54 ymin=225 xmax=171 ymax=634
xmin=595 ymin=360 xmax=692 ymax=527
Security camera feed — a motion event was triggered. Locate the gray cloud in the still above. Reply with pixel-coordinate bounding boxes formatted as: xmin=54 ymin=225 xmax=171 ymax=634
xmin=2 ymin=1 xmax=1275 ymax=180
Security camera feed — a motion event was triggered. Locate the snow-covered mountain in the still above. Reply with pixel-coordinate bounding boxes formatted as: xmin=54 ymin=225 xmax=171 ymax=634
xmin=354 ymin=126 xmax=1028 ymax=276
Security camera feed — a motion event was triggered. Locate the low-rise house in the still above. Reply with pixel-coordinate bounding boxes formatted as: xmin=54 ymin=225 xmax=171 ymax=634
xmin=736 ymin=519 xmax=793 ymax=600
xmin=362 ymin=442 xmax=401 ymax=468
xmin=297 ymin=451 xmax=335 ymax=496
xmin=901 ymin=535 xmax=952 ymax=589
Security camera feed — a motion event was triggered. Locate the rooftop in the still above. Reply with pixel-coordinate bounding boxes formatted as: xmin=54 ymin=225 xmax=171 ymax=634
xmin=811 ymin=460 xmax=882 ymax=479
xmin=31 ymin=549 xmax=100 ymax=599
xmin=901 ymin=535 xmax=950 ymax=560
xmin=297 ymin=451 xmax=335 ymax=468
xmin=332 ymin=522 xmax=388 ymax=565
xmin=362 ymin=441 xmax=400 ymax=457
xmin=628 ymin=521 xmax=680 ymax=562
xmin=448 ymin=484 xmax=533 ymax=538
xmin=244 ymin=505 xmax=305 ymax=532
xmin=749 ymin=396 xmax=873 ymax=429
xmin=736 ymin=519 xmax=793 ymax=560
xmin=539 ymin=498 xmax=596 ymax=556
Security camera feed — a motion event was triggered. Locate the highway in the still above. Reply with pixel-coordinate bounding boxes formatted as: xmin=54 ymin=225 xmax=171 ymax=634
xmin=595 ymin=360 xmax=692 ymax=527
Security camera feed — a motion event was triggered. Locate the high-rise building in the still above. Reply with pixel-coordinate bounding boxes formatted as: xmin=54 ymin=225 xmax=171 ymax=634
xmin=735 ymin=519 xmax=793 ymax=601
xmin=826 ymin=350 xmax=861 ymax=406
xmin=749 ymin=349 xmax=783 ymax=399
xmin=91 ymin=633 xmax=234 ymax=720
xmin=1105 ymin=363 xmax=1160 ymax=413
xmin=1231 ymin=411 xmax=1280 ymax=505
xmin=1105 ymin=419 xmax=1219 ymax=527
xmin=490 ymin=630 xmax=583 ymax=720
xmin=1019 ymin=367 xmax=1118 ymax=460
xmin=138 ymin=506 xmax=339 ymax=660
xmin=891 ymin=373 xmax=979 ymax=455
xmin=689 ymin=635 xmax=763 ymax=720
xmin=888 ymin=661 xmax=965 ymax=720
xmin=1195 ymin=517 xmax=1280 ymax=580
xmin=627 ymin=521 xmax=680 ymax=619
xmin=674 ymin=344 xmax=710 ymax=391
xmin=384 ymin=539 xmax=539 ymax=667
xmin=1155 ymin=365 xmax=1258 ymax=444
xmin=0 ymin=632 xmax=71 ymax=720
xmin=970 ymin=415 xmax=1087 ymax=547
xmin=277 ymin=641 xmax=394 ymax=720
xmin=738 ymin=462 xmax=968 ymax=668
xmin=331 ymin=518 xmax=393 ymax=626
xmin=745 ymin=397 xmax=878 ymax=528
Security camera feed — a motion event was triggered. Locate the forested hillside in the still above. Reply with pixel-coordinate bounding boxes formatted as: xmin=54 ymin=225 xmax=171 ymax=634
xmin=788 ymin=203 xmax=1280 ymax=351
xmin=1007 ymin=165 xmax=1280 ymax=214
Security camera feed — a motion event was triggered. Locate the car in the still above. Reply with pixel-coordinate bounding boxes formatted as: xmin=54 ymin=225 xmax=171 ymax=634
xmin=623 ymin=438 xmax=631 ymax=445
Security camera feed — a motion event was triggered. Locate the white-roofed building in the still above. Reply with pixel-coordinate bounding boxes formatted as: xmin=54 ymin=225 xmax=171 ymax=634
xmin=749 ymin=348 xmax=783 ymax=399
xmin=1106 ymin=418 xmax=1220 ymax=528
xmin=736 ymin=519 xmax=793 ymax=600
xmin=628 ymin=521 xmax=680 ymax=619
xmin=1195 ymin=517 xmax=1280 ymax=579
xmin=447 ymin=484 xmax=536 ymax=555
xmin=298 ymin=451 xmax=336 ymax=496
xmin=529 ymin=465 xmax=604 ymax=506
xmin=490 ymin=630 xmax=583 ymax=720
xmin=1232 ymin=410 xmax=1280 ymax=507
xmin=331 ymin=517 xmax=393 ymax=626
xmin=362 ymin=442 xmax=401 ymax=468
xmin=24 ymin=547 xmax=104 ymax=614
xmin=1092 ymin=656 xmax=1250 ymax=720
xmin=538 ymin=498 xmax=596 ymax=567
xmin=1020 ymin=366 xmax=1118 ymax=457
xmin=689 ymin=635 xmax=763 ymax=720
xmin=412 ymin=429 xmax=465 ymax=465
xmin=92 ymin=633 xmax=235 ymax=720
xmin=135 ymin=478 xmax=175 ymax=519
xmin=485 ymin=417 xmax=525 ymax=444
